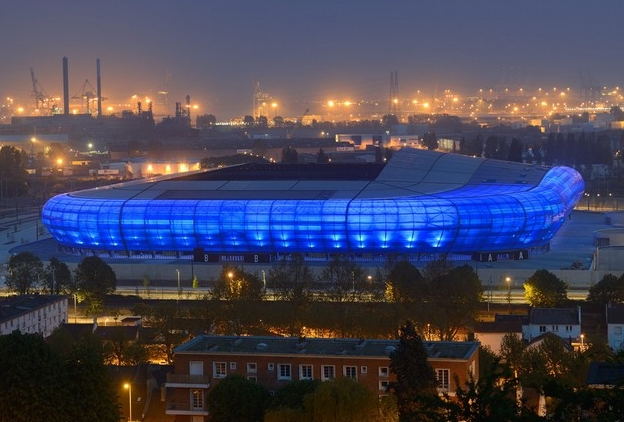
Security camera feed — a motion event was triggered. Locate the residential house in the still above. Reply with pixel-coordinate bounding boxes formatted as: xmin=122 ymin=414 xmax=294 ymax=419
xmin=0 ymin=294 xmax=68 ymax=338
xmin=522 ymin=307 xmax=582 ymax=345
xmin=606 ymin=303 xmax=624 ymax=351
xmin=166 ymin=335 xmax=480 ymax=422
xmin=473 ymin=314 xmax=524 ymax=354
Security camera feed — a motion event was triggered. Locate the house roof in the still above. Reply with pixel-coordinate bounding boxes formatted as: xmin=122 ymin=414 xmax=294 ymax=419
xmin=474 ymin=320 xmax=523 ymax=334
xmin=0 ymin=294 xmax=67 ymax=323
xmin=527 ymin=307 xmax=580 ymax=325
xmin=174 ymin=335 xmax=479 ymax=361
xmin=586 ymin=362 xmax=624 ymax=386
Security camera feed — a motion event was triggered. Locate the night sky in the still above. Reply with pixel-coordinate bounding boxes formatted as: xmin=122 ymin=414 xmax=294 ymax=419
xmin=1 ymin=0 xmax=622 ymax=119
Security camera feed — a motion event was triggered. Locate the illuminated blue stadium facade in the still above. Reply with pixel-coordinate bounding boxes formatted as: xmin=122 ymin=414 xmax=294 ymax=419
xmin=41 ymin=148 xmax=585 ymax=259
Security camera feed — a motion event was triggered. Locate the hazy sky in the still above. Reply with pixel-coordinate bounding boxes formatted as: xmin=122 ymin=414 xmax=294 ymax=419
xmin=1 ymin=0 xmax=623 ymax=119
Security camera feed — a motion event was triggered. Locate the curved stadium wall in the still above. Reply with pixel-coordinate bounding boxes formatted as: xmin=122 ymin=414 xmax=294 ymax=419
xmin=41 ymin=148 xmax=585 ymax=258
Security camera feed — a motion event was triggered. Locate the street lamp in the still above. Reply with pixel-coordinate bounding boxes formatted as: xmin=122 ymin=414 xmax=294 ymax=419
xmin=580 ymin=333 xmax=585 ymax=350
xmin=124 ymin=382 xmax=132 ymax=422
xmin=506 ymin=277 xmax=512 ymax=313
xmin=176 ymin=269 xmax=180 ymax=302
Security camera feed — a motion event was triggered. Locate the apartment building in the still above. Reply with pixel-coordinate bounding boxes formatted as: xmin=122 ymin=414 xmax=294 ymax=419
xmin=0 ymin=294 xmax=68 ymax=338
xmin=166 ymin=335 xmax=479 ymax=421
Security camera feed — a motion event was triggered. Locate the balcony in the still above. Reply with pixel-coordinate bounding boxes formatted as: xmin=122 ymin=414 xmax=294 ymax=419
xmin=165 ymin=373 xmax=211 ymax=388
xmin=165 ymin=401 xmax=209 ymax=416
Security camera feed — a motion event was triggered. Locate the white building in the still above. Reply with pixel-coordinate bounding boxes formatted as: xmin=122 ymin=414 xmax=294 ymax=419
xmin=606 ymin=304 xmax=624 ymax=351
xmin=522 ymin=307 xmax=582 ymax=343
xmin=0 ymin=295 xmax=68 ymax=338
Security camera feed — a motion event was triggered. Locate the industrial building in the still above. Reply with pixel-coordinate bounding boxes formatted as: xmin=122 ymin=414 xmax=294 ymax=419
xmin=40 ymin=147 xmax=585 ymax=261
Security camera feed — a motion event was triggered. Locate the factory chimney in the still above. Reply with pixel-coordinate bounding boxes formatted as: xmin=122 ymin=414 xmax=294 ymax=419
xmin=96 ymin=58 xmax=102 ymax=117
xmin=62 ymin=57 xmax=69 ymax=115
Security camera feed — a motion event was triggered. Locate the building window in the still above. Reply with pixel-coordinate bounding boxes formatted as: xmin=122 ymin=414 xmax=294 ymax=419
xmin=190 ymin=389 xmax=204 ymax=410
xmin=379 ymin=380 xmax=389 ymax=391
xmin=539 ymin=325 xmax=546 ymax=333
xmin=378 ymin=366 xmax=389 ymax=377
xmin=436 ymin=368 xmax=450 ymax=392
xmin=268 ymin=363 xmax=274 ymax=371
xmin=278 ymin=364 xmax=292 ymax=381
xmin=361 ymin=366 xmax=368 ymax=374
xmin=247 ymin=362 xmax=257 ymax=373
xmin=322 ymin=365 xmax=335 ymax=381
xmin=300 ymin=364 xmax=313 ymax=380
xmin=229 ymin=362 xmax=237 ymax=370
xmin=344 ymin=366 xmax=357 ymax=380
xmin=247 ymin=376 xmax=257 ymax=382
xmin=565 ymin=325 xmax=572 ymax=332
xmin=213 ymin=362 xmax=227 ymax=378
xmin=552 ymin=325 xmax=559 ymax=332
xmin=615 ymin=326 xmax=623 ymax=335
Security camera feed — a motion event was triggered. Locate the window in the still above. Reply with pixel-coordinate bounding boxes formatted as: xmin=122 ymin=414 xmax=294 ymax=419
xmin=300 ymin=364 xmax=313 ymax=380
xmin=268 ymin=363 xmax=274 ymax=371
xmin=436 ymin=368 xmax=450 ymax=392
xmin=247 ymin=376 xmax=257 ymax=382
xmin=321 ymin=365 xmax=335 ymax=380
xmin=190 ymin=389 xmax=204 ymax=410
xmin=277 ymin=364 xmax=292 ymax=380
xmin=361 ymin=366 xmax=368 ymax=374
xmin=565 ymin=325 xmax=572 ymax=332
xmin=539 ymin=325 xmax=546 ymax=333
xmin=247 ymin=362 xmax=257 ymax=373
xmin=379 ymin=380 xmax=390 ymax=391
xmin=378 ymin=366 xmax=389 ymax=377
xmin=229 ymin=362 xmax=236 ymax=370
xmin=615 ymin=326 xmax=623 ymax=335
xmin=213 ymin=362 xmax=227 ymax=378
xmin=552 ymin=325 xmax=559 ymax=332
xmin=344 ymin=366 xmax=357 ymax=380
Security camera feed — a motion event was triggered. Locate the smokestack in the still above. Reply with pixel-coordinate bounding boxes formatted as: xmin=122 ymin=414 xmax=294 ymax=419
xmin=63 ymin=57 xmax=69 ymax=115
xmin=96 ymin=58 xmax=102 ymax=117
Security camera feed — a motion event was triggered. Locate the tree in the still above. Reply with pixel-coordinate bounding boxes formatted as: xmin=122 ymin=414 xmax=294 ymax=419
xmin=5 ymin=251 xmax=43 ymax=294
xmin=0 ymin=145 xmax=28 ymax=197
xmin=74 ymin=256 xmax=117 ymax=318
xmin=281 ymin=146 xmax=299 ymax=163
xmin=207 ymin=374 xmax=270 ymax=422
xmin=422 ymin=131 xmax=438 ymax=150
xmin=523 ymin=269 xmax=568 ymax=307
xmin=268 ymin=254 xmax=314 ymax=335
xmin=43 ymin=257 xmax=72 ymax=294
xmin=385 ymin=260 xmax=424 ymax=303
xmin=0 ymin=331 xmax=68 ymax=421
xmin=382 ymin=113 xmax=400 ymax=129
xmin=0 ymin=330 xmax=122 ymax=422
xmin=320 ymin=254 xmax=366 ymax=303
xmin=426 ymin=264 xmax=483 ymax=341
xmin=243 ymin=115 xmax=255 ymax=126
xmin=446 ymin=359 xmax=537 ymax=422
xmin=587 ymin=273 xmax=624 ymax=305
xmin=305 ymin=377 xmax=381 ymax=422
xmin=389 ymin=320 xmax=443 ymax=421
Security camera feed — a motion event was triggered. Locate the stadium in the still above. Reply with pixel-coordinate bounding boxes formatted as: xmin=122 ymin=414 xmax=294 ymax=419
xmin=41 ymin=147 xmax=585 ymax=262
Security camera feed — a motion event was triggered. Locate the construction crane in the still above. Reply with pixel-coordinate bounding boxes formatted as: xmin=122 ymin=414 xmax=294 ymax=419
xmin=287 ymin=109 xmax=309 ymax=139
xmin=30 ymin=67 xmax=51 ymax=111
xmin=71 ymin=79 xmax=106 ymax=115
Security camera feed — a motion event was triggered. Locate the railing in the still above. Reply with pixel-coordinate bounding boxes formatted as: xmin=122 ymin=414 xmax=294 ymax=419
xmin=166 ymin=373 xmax=211 ymax=385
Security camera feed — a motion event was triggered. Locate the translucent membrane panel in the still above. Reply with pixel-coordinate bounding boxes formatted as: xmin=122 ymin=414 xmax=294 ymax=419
xmin=195 ymin=201 xmax=223 ymax=247
xmin=167 ymin=200 xmax=198 ymax=248
xmin=245 ymin=201 xmax=273 ymax=248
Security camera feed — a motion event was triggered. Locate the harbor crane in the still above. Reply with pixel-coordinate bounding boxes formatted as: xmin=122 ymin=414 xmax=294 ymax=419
xmin=30 ymin=67 xmax=51 ymax=111
xmin=287 ymin=108 xmax=309 ymax=139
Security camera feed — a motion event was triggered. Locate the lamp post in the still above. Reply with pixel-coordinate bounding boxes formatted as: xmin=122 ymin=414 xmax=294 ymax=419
xmin=124 ymin=382 xmax=132 ymax=422
xmin=580 ymin=333 xmax=585 ymax=350
xmin=506 ymin=277 xmax=512 ymax=313
xmin=176 ymin=268 xmax=180 ymax=302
